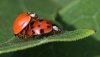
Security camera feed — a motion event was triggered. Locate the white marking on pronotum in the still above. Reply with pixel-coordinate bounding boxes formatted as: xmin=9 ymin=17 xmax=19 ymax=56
xmin=53 ymin=26 xmax=59 ymax=31
xmin=30 ymin=13 xmax=36 ymax=18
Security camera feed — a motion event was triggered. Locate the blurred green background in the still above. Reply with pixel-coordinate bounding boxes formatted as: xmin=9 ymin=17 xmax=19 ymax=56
xmin=0 ymin=0 xmax=100 ymax=57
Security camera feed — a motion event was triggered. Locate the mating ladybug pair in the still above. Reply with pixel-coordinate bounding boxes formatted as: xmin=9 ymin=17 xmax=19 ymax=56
xmin=13 ymin=12 xmax=61 ymax=40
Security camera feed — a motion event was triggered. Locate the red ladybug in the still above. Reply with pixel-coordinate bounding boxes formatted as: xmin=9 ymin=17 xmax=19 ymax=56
xmin=26 ymin=19 xmax=61 ymax=36
xmin=13 ymin=12 xmax=38 ymax=39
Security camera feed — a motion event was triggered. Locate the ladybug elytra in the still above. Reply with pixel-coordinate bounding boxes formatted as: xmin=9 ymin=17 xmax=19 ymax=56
xmin=26 ymin=19 xmax=53 ymax=36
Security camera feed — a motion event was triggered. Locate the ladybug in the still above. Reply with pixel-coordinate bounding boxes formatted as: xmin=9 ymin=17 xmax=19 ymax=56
xmin=26 ymin=19 xmax=61 ymax=37
xmin=13 ymin=12 xmax=38 ymax=39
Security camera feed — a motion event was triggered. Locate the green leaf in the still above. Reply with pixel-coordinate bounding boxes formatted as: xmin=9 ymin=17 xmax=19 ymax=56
xmin=0 ymin=0 xmax=97 ymax=57
xmin=52 ymin=0 xmax=75 ymax=7
xmin=0 ymin=29 xmax=95 ymax=54
xmin=58 ymin=0 xmax=100 ymax=57
xmin=59 ymin=0 xmax=100 ymax=41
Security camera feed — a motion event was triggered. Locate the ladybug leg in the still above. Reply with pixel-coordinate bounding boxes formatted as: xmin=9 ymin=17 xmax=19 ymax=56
xmin=16 ymin=33 xmax=28 ymax=40
xmin=16 ymin=33 xmax=23 ymax=38
xmin=23 ymin=35 xmax=29 ymax=40
xmin=34 ymin=35 xmax=41 ymax=39
xmin=52 ymin=26 xmax=61 ymax=34
xmin=19 ymin=26 xmax=29 ymax=40
xmin=18 ymin=30 xmax=28 ymax=40
xmin=42 ymin=33 xmax=49 ymax=37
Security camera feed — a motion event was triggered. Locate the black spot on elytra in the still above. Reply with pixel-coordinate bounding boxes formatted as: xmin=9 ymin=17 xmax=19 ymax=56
xmin=37 ymin=25 xmax=40 ymax=27
xmin=47 ymin=25 xmax=51 ymax=28
xmin=32 ymin=30 xmax=35 ymax=34
xmin=40 ymin=29 xmax=44 ymax=34
xmin=46 ymin=22 xmax=50 ymax=24
xmin=39 ymin=20 xmax=43 ymax=22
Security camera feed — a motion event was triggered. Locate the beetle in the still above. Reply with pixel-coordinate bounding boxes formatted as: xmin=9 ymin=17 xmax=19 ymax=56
xmin=26 ymin=19 xmax=61 ymax=37
xmin=13 ymin=12 xmax=38 ymax=39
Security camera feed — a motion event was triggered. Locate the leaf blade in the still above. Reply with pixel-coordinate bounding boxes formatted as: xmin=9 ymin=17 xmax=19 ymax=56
xmin=0 ymin=29 xmax=95 ymax=54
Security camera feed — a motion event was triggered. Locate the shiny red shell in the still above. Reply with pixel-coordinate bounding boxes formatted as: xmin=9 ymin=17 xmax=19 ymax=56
xmin=13 ymin=13 xmax=31 ymax=34
xmin=27 ymin=19 xmax=53 ymax=36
